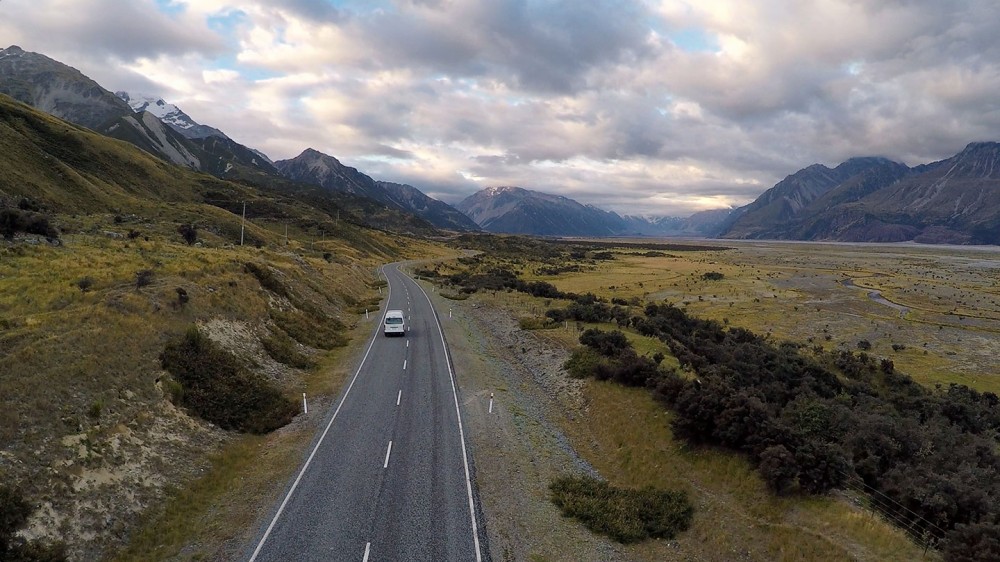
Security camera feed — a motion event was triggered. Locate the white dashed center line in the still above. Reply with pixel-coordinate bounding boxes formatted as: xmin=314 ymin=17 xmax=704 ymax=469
xmin=383 ymin=441 xmax=393 ymax=469
xmin=362 ymin=542 xmax=371 ymax=562
xmin=396 ymin=390 xmax=402 ymax=406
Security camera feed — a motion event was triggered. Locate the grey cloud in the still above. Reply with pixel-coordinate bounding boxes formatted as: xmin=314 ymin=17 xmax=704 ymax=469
xmin=9 ymin=0 xmax=224 ymax=60
xmin=357 ymin=0 xmax=655 ymax=93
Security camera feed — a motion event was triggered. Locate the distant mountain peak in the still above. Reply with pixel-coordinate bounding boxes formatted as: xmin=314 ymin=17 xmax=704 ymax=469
xmin=115 ymin=90 xmax=227 ymax=140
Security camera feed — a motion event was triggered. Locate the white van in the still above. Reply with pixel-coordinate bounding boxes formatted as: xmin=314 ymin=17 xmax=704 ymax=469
xmin=384 ymin=309 xmax=405 ymax=337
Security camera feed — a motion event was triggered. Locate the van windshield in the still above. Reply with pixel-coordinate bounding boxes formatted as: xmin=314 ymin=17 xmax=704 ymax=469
xmin=385 ymin=317 xmax=403 ymax=324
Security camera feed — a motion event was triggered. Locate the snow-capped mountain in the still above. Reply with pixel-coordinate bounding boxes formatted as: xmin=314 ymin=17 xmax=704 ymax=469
xmin=116 ymin=91 xmax=227 ymax=140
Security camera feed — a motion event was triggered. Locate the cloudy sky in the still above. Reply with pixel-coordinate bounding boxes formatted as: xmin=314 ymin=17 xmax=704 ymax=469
xmin=3 ymin=0 xmax=1000 ymax=216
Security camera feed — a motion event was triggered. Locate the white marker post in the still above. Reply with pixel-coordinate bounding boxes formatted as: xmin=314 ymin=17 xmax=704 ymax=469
xmin=488 ymin=393 xmax=494 ymax=414
xmin=449 ymin=309 xmax=452 ymax=319
xmin=366 ymin=308 xmax=369 ymax=319
xmin=302 ymin=393 xmax=308 ymax=414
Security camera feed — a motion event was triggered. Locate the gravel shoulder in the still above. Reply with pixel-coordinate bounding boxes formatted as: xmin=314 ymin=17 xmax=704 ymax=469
xmin=423 ymin=285 xmax=634 ymax=562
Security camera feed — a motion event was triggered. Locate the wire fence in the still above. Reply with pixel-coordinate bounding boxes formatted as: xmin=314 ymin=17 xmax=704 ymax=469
xmin=836 ymin=469 xmax=945 ymax=554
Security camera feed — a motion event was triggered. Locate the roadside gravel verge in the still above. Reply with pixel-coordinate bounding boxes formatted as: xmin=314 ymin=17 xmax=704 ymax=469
xmin=424 ymin=285 xmax=633 ymax=562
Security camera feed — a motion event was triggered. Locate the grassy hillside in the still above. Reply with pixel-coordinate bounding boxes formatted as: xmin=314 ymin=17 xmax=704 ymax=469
xmin=0 ymin=92 xmax=452 ymax=560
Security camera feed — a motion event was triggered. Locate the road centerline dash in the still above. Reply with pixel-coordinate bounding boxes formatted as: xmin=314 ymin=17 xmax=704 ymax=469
xmin=396 ymin=390 xmax=402 ymax=406
xmin=383 ymin=441 xmax=393 ymax=469
xmin=362 ymin=542 xmax=371 ymax=562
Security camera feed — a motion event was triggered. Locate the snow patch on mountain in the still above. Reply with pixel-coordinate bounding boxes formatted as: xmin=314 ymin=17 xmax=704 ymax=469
xmin=115 ymin=91 xmax=227 ymax=140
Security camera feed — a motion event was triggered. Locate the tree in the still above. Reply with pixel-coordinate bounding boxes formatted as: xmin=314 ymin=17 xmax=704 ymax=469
xmin=759 ymin=445 xmax=798 ymax=495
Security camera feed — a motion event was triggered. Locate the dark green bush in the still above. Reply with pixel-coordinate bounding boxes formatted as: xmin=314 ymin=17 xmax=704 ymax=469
xmin=0 ymin=208 xmax=59 ymax=240
xmin=159 ymin=326 xmax=298 ymax=434
xmin=550 ymin=476 xmax=693 ymax=543
xmin=564 ymin=348 xmax=610 ymax=379
xmin=701 ymin=271 xmax=725 ymax=281
xmin=579 ymin=329 xmax=630 ymax=357
xmin=177 ymin=223 xmax=197 ymax=245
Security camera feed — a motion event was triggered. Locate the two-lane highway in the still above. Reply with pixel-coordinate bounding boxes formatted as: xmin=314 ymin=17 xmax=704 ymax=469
xmin=246 ymin=263 xmax=484 ymax=561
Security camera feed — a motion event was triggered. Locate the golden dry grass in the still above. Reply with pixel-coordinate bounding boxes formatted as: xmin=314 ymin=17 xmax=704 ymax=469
xmin=568 ymin=381 xmax=932 ymax=561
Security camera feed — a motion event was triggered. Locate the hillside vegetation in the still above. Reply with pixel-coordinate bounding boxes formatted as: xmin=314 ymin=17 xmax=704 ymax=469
xmin=425 ymin=235 xmax=1000 ymax=560
xmin=0 ymin=93 xmax=449 ymax=560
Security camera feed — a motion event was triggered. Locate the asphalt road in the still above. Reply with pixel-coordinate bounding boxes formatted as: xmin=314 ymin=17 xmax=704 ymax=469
xmin=246 ymin=263 xmax=485 ymax=562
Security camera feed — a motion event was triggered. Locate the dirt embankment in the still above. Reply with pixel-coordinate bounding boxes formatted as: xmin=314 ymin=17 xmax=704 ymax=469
xmin=428 ymin=288 xmax=636 ymax=562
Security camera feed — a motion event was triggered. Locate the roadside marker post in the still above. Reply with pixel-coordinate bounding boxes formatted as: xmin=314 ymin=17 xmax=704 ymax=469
xmin=449 ymin=309 xmax=452 ymax=319
xmin=489 ymin=393 xmax=494 ymax=414
xmin=366 ymin=309 xmax=369 ymax=319
xmin=302 ymin=393 xmax=308 ymax=414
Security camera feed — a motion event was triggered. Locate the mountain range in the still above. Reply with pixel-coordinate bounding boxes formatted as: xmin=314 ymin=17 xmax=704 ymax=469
xmin=3 ymin=44 xmax=1000 ymax=245
xmin=0 ymin=45 xmax=478 ymax=233
xmin=717 ymin=144 xmax=1000 ymax=244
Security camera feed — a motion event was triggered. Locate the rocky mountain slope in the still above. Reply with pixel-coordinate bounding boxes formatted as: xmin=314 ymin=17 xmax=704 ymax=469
xmin=116 ymin=91 xmax=227 ymax=140
xmin=719 ymin=144 xmax=1000 ymax=244
xmin=0 ymin=45 xmax=275 ymax=178
xmin=276 ymin=148 xmax=479 ymax=232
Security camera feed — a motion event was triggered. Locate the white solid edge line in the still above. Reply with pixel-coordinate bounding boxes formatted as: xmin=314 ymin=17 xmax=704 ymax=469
xmin=248 ymin=266 xmax=394 ymax=562
xmin=362 ymin=542 xmax=371 ymax=562
xmin=414 ymin=272 xmax=484 ymax=562
xmin=383 ymin=440 xmax=393 ymax=469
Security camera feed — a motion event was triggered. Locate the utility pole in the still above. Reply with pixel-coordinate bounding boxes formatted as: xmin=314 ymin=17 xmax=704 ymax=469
xmin=240 ymin=201 xmax=246 ymax=246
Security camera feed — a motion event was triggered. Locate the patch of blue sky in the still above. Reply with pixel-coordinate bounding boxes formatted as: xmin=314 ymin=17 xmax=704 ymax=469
xmin=207 ymin=9 xmax=248 ymax=34
xmin=153 ymin=0 xmax=185 ymax=16
xmin=206 ymin=55 xmax=281 ymax=82
xmin=671 ymin=27 xmax=718 ymax=53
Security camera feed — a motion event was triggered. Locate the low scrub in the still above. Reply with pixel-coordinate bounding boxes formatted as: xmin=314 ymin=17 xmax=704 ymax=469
xmin=0 ymin=485 xmax=67 ymax=560
xmin=549 ymin=476 xmax=693 ymax=543
xmin=159 ymin=326 xmax=298 ymax=434
xmin=518 ymin=316 xmax=559 ymax=330
xmin=261 ymin=331 xmax=314 ymax=369
xmin=244 ymin=262 xmax=290 ymax=299
xmin=270 ymin=310 xmax=347 ymax=350
xmin=0 ymin=208 xmax=59 ymax=240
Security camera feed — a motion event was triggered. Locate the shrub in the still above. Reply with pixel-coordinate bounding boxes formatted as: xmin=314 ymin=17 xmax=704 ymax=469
xmin=759 ymin=445 xmax=798 ymax=495
xmin=75 ymin=277 xmax=94 ymax=292
xmin=518 ymin=317 xmax=558 ymax=330
xmin=244 ymin=262 xmax=290 ymax=298
xmin=0 ymin=208 xmax=59 ymax=240
xmin=564 ymin=348 xmax=609 ymax=379
xmin=579 ymin=329 xmax=631 ymax=357
xmin=549 ymin=476 xmax=693 ymax=543
xmin=702 ymin=271 xmax=725 ymax=281
xmin=135 ymin=269 xmax=154 ymax=289
xmin=159 ymin=326 xmax=298 ymax=433
xmin=262 ymin=331 xmax=315 ymax=369
xmin=857 ymin=339 xmax=872 ymax=351
xmin=177 ymin=223 xmax=197 ymax=245
xmin=270 ymin=309 xmax=347 ymax=350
